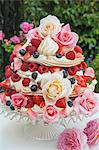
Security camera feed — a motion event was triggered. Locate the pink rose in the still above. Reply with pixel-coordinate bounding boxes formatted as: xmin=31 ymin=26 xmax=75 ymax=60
xmin=84 ymin=118 xmax=99 ymax=147
xmin=11 ymin=93 xmax=27 ymax=108
xmin=55 ymin=24 xmax=78 ymax=48
xmin=57 ymin=128 xmax=88 ymax=150
xmin=0 ymin=31 xmax=4 ymax=41
xmin=73 ymin=89 xmax=98 ymax=115
xmin=20 ymin=22 xmax=33 ymax=33
xmin=43 ymin=105 xmax=59 ymax=123
xmin=10 ymin=35 xmax=20 ymax=44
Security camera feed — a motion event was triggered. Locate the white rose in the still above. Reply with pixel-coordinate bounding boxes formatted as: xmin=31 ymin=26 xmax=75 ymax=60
xmin=37 ymin=36 xmax=59 ymax=56
xmin=38 ymin=15 xmax=62 ymax=38
xmin=41 ymin=73 xmax=72 ymax=105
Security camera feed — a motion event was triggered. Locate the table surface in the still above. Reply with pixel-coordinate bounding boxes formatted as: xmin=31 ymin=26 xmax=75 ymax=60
xmin=0 ymin=94 xmax=99 ymax=150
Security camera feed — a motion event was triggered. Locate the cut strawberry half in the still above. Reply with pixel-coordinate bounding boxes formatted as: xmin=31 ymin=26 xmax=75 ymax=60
xmin=29 ymin=63 xmax=38 ymax=72
xmin=26 ymin=46 xmax=37 ymax=55
xmin=23 ymin=52 xmax=31 ymax=61
xmin=75 ymin=75 xmax=87 ymax=87
xmin=21 ymin=62 xmax=29 ymax=71
xmin=68 ymin=66 xmax=78 ymax=76
xmin=33 ymin=95 xmax=45 ymax=108
xmin=5 ymin=88 xmax=16 ymax=96
xmin=77 ymin=63 xmax=82 ymax=71
xmin=81 ymin=62 xmax=87 ymax=69
xmin=5 ymin=65 xmax=12 ymax=78
xmin=31 ymin=39 xmax=41 ymax=48
xmin=22 ymin=78 xmax=30 ymax=86
xmin=25 ymin=96 xmax=35 ymax=108
xmin=66 ymin=51 xmax=76 ymax=60
xmin=74 ymin=45 xmax=83 ymax=53
xmin=49 ymin=66 xmax=62 ymax=73
xmin=11 ymin=73 xmax=21 ymax=82
xmin=38 ymin=65 xmax=49 ymax=74
xmin=55 ymin=97 xmax=66 ymax=108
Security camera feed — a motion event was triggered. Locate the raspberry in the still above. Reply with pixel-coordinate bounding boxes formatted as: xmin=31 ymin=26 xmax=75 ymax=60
xmin=81 ymin=62 xmax=87 ymax=69
xmin=38 ymin=65 xmax=49 ymax=74
xmin=26 ymin=46 xmax=37 ymax=55
xmin=5 ymin=88 xmax=16 ymax=96
xmin=11 ymin=73 xmax=21 ymax=82
xmin=31 ymin=39 xmax=41 ymax=47
xmin=10 ymin=53 xmax=15 ymax=62
xmin=66 ymin=51 xmax=76 ymax=60
xmin=55 ymin=97 xmax=66 ymax=108
xmin=49 ymin=66 xmax=61 ymax=73
xmin=68 ymin=66 xmax=78 ymax=76
xmin=22 ymin=78 xmax=30 ymax=86
xmin=74 ymin=45 xmax=83 ymax=53
xmin=5 ymin=65 xmax=12 ymax=78
xmin=33 ymin=95 xmax=45 ymax=108
xmin=21 ymin=62 xmax=29 ymax=71
xmin=29 ymin=63 xmax=38 ymax=72
xmin=25 ymin=96 xmax=35 ymax=108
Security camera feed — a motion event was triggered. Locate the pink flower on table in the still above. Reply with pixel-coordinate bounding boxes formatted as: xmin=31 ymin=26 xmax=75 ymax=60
xmin=43 ymin=105 xmax=59 ymax=123
xmin=11 ymin=93 xmax=27 ymax=108
xmin=84 ymin=118 xmax=99 ymax=147
xmin=57 ymin=128 xmax=88 ymax=150
xmin=0 ymin=31 xmax=4 ymax=41
xmin=73 ymin=89 xmax=98 ymax=115
xmin=20 ymin=22 xmax=33 ymax=33
xmin=55 ymin=24 xmax=78 ymax=48
xmin=10 ymin=35 xmax=20 ymax=44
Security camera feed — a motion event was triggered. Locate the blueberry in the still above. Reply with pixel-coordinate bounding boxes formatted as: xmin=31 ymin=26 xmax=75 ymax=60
xmin=0 ymin=86 xmax=5 ymax=93
xmin=56 ymin=53 xmax=62 ymax=58
xmin=32 ymin=72 xmax=38 ymax=80
xmin=69 ymin=78 xmax=75 ymax=84
xmin=63 ymin=67 xmax=68 ymax=71
xmin=10 ymin=105 xmax=15 ymax=111
xmin=67 ymin=101 xmax=73 ymax=107
xmin=6 ymin=100 xmax=11 ymax=106
xmin=19 ymin=49 xmax=26 ymax=56
xmin=31 ymin=84 xmax=38 ymax=91
xmin=82 ymin=68 xmax=85 ymax=74
xmin=33 ymin=51 xmax=39 ymax=58
xmin=63 ymin=70 xmax=68 ymax=78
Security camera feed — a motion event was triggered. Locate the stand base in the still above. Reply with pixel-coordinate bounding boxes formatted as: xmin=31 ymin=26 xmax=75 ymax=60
xmin=24 ymin=123 xmax=64 ymax=141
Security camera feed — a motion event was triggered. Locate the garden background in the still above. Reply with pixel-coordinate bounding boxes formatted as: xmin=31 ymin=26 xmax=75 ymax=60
xmin=0 ymin=0 xmax=99 ymax=91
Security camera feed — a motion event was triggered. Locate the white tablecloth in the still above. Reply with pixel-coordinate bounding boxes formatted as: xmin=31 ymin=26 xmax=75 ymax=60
xmin=0 ymin=94 xmax=99 ymax=150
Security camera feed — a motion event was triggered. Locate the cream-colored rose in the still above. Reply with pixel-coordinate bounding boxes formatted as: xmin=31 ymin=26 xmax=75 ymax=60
xmin=38 ymin=15 xmax=62 ymax=38
xmin=37 ymin=36 xmax=59 ymax=56
xmin=41 ymin=73 xmax=72 ymax=105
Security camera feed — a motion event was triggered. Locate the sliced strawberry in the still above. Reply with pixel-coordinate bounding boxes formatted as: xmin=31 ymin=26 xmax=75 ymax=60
xmin=38 ymin=65 xmax=49 ymax=74
xmin=75 ymin=75 xmax=87 ymax=87
xmin=11 ymin=73 xmax=21 ymax=82
xmin=0 ymin=78 xmax=10 ymax=88
xmin=81 ymin=62 xmax=87 ymax=69
xmin=31 ymin=39 xmax=41 ymax=48
xmin=5 ymin=65 xmax=12 ymax=78
xmin=66 ymin=51 xmax=76 ymax=60
xmin=74 ymin=45 xmax=83 ymax=53
xmin=29 ymin=63 xmax=38 ymax=72
xmin=5 ymin=88 xmax=16 ymax=96
xmin=25 ymin=96 xmax=35 ymax=108
xmin=77 ymin=63 xmax=82 ymax=71
xmin=23 ymin=52 xmax=31 ymax=61
xmin=49 ymin=66 xmax=62 ymax=73
xmin=22 ymin=78 xmax=30 ymax=86
xmin=33 ymin=95 xmax=45 ymax=108
xmin=26 ymin=46 xmax=37 ymax=55
xmin=55 ymin=97 xmax=66 ymax=108
xmin=68 ymin=66 xmax=78 ymax=76
xmin=21 ymin=62 xmax=29 ymax=71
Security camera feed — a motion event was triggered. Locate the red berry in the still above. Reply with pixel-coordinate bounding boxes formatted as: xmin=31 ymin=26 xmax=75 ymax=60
xmin=26 ymin=46 xmax=37 ymax=55
xmin=49 ymin=66 xmax=61 ymax=73
xmin=5 ymin=65 xmax=12 ymax=78
xmin=38 ymin=65 xmax=49 ymax=74
xmin=33 ymin=95 xmax=45 ymax=108
xmin=11 ymin=73 xmax=21 ymax=82
xmin=5 ymin=88 xmax=16 ymax=96
xmin=21 ymin=62 xmax=29 ymax=71
xmin=68 ymin=66 xmax=78 ymax=76
xmin=55 ymin=97 xmax=66 ymax=108
xmin=66 ymin=51 xmax=76 ymax=60
xmin=77 ymin=63 xmax=82 ymax=71
xmin=25 ymin=96 xmax=35 ymax=108
xmin=10 ymin=53 xmax=15 ymax=62
xmin=81 ymin=62 xmax=87 ymax=69
xmin=74 ymin=45 xmax=83 ymax=53
xmin=29 ymin=63 xmax=38 ymax=72
xmin=22 ymin=78 xmax=30 ymax=86
xmin=31 ymin=39 xmax=41 ymax=47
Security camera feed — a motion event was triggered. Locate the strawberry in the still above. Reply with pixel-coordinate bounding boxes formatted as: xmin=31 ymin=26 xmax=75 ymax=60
xmin=25 ymin=96 xmax=35 ymax=108
xmin=31 ymin=39 xmax=41 ymax=47
xmin=5 ymin=65 xmax=12 ymax=78
xmin=29 ymin=63 xmax=38 ymax=72
xmin=33 ymin=95 xmax=45 ymax=108
xmin=26 ymin=46 xmax=37 ymax=55
xmin=77 ymin=63 xmax=82 ymax=71
xmin=68 ymin=66 xmax=78 ymax=76
xmin=23 ymin=52 xmax=31 ymax=61
xmin=74 ymin=45 xmax=83 ymax=53
xmin=38 ymin=65 xmax=49 ymax=74
xmin=49 ymin=66 xmax=62 ymax=73
xmin=21 ymin=62 xmax=29 ymax=71
xmin=0 ymin=78 xmax=10 ymax=88
xmin=55 ymin=97 xmax=66 ymax=108
xmin=11 ymin=73 xmax=21 ymax=82
xmin=81 ymin=62 xmax=87 ymax=69
xmin=22 ymin=78 xmax=30 ymax=86
xmin=10 ymin=53 xmax=15 ymax=62
xmin=75 ymin=75 xmax=87 ymax=87
xmin=66 ymin=51 xmax=76 ymax=60
xmin=5 ymin=88 xmax=16 ymax=96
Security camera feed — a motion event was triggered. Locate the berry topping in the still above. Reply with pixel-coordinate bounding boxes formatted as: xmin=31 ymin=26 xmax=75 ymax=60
xmin=38 ymin=65 xmax=49 ymax=74
xmin=32 ymin=51 xmax=39 ymax=58
xmin=10 ymin=53 xmax=15 ymax=62
xmin=68 ymin=66 xmax=78 ymax=76
xmin=56 ymin=53 xmax=62 ymax=58
xmin=29 ymin=63 xmax=38 ymax=72
xmin=10 ymin=105 xmax=15 ymax=111
xmin=33 ymin=95 xmax=45 ymax=108
xmin=31 ymin=39 xmax=41 ymax=48
xmin=5 ymin=65 xmax=12 ymax=78
xmin=5 ymin=88 xmax=16 ymax=96
xmin=81 ymin=62 xmax=87 ymax=69
xmin=6 ymin=100 xmax=11 ymax=106
xmin=19 ymin=49 xmax=26 ymax=56
xmin=74 ymin=45 xmax=83 ymax=53
xmin=77 ymin=63 xmax=82 ymax=71
xmin=21 ymin=62 xmax=29 ymax=71
xmin=25 ymin=96 xmax=35 ymax=108
xmin=67 ymin=101 xmax=73 ymax=107
xmin=63 ymin=70 xmax=68 ymax=78
xmin=32 ymin=72 xmax=38 ymax=80
xmin=55 ymin=97 xmax=66 ymax=108
xmin=22 ymin=78 xmax=30 ymax=87
xmin=69 ymin=78 xmax=75 ymax=84
xmin=49 ymin=66 xmax=61 ymax=73
xmin=66 ymin=51 xmax=76 ymax=60
xmin=11 ymin=73 xmax=21 ymax=82
xmin=31 ymin=84 xmax=38 ymax=92
xmin=26 ymin=46 xmax=37 ymax=55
